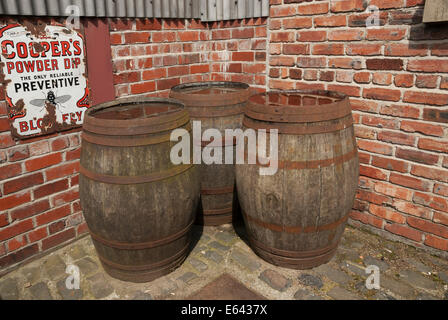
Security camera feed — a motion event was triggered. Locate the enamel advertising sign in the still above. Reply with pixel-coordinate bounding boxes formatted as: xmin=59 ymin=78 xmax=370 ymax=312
xmin=0 ymin=23 xmax=89 ymax=139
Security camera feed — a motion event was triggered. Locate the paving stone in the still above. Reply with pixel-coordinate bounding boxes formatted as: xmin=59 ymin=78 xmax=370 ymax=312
xmin=44 ymin=254 xmax=66 ymax=280
xmin=323 ymin=268 xmax=352 ymax=285
xmin=88 ymin=273 xmax=114 ymax=299
xmin=327 ymin=286 xmax=362 ymax=300
xmin=29 ymin=282 xmax=53 ymax=300
xmin=215 ymin=231 xmax=236 ymax=244
xmin=188 ymin=258 xmax=208 ymax=273
xmin=438 ymin=272 xmax=448 ymax=283
xmin=56 ymin=279 xmax=83 ymax=300
xmin=363 ymin=256 xmax=390 ymax=272
xmin=399 ymin=270 xmax=437 ymax=290
xmin=405 ymin=257 xmax=432 ymax=274
xmin=192 ymin=245 xmax=208 ymax=253
xmin=381 ymin=276 xmax=416 ymax=299
xmin=230 ymin=249 xmax=261 ymax=272
xmin=209 ymin=241 xmax=230 ymax=251
xmin=202 ymin=250 xmax=224 ymax=264
xmin=373 ymin=291 xmax=396 ymax=300
xmin=416 ymin=292 xmax=439 ymax=300
xmin=341 ymin=261 xmax=366 ymax=278
xmin=293 ymin=288 xmax=325 ymax=300
xmin=177 ymin=272 xmax=198 ymax=284
xmin=298 ymin=273 xmax=323 ymax=289
xmin=21 ymin=266 xmax=41 ymax=284
xmin=132 ymin=291 xmax=153 ymax=300
xmin=259 ymin=269 xmax=292 ymax=292
xmin=76 ymin=257 xmax=99 ymax=277
xmin=67 ymin=246 xmax=87 ymax=261
xmin=0 ymin=278 xmax=19 ymax=300
xmin=349 ymin=242 xmax=364 ymax=250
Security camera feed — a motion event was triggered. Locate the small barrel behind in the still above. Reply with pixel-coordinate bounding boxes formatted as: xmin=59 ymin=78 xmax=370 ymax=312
xmin=170 ymin=82 xmax=250 ymax=226
xmin=79 ymin=97 xmax=200 ymax=282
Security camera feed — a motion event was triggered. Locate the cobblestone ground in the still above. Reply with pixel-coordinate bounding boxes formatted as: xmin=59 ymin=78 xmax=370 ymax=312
xmin=1 ymin=223 xmax=447 ymax=300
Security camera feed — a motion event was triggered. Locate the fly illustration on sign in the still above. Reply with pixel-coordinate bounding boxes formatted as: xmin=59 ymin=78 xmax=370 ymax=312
xmin=0 ymin=22 xmax=89 ymax=138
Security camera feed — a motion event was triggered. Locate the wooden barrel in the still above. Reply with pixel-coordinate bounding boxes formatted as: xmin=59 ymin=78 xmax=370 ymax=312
xmin=79 ymin=97 xmax=199 ymax=282
xmin=235 ymin=90 xmax=359 ymax=269
xmin=170 ymin=81 xmax=250 ymax=226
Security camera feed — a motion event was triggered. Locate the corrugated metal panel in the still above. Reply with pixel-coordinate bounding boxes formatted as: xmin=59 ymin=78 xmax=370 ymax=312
xmin=0 ymin=0 xmax=269 ymax=20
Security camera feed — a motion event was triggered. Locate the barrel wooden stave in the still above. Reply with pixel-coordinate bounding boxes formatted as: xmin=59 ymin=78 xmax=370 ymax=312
xmin=236 ymin=91 xmax=359 ymax=269
xmin=79 ymin=98 xmax=199 ymax=282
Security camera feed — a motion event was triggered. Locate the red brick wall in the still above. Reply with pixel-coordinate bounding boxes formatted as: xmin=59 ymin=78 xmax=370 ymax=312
xmin=267 ymin=0 xmax=448 ymax=254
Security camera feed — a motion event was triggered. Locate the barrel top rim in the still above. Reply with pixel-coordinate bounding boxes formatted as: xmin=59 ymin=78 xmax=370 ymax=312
xmin=249 ymin=90 xmax=348 ymax=105
xmin=170 ymin=81 xmax=250 ymax=93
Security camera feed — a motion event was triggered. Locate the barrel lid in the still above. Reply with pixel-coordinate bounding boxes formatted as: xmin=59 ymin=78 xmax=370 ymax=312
xmin=83 ymin=97 xmax=189 ymax=136
xmin=170 ymin=81 xmax=250 ymax=107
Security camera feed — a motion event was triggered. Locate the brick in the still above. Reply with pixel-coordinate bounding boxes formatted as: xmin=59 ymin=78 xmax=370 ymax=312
xmin=354 ymin=72 xmax=370 ymax=83
xmin=232 ymin=52 xmax=254 ymax=62
xmin=415 ymin=75 xmax=438 ymax=89
xmin=378 ymin=130 xmax=415 ymax=146
xmin=355 ymin=126 xmax=376 ymax=140
xmin=10 ymin=199 xmax=50 ymax=222
xmin=151 ymin=31 xmax=176 ymax=43
xmin=328 ymin=57 xmax=362 ymax=69
xmin=0 ymin=219 xmax=33 ymax=241
xmin=49 ymin=220 xmax=66 ymax=234
xmin=346 ymin=43 xmax=382 ymax=56
xmin=379 ymin=104 xmax=420 ymax=119
xmin=168 ymin=65 xmax=189 ymax=77
xmin=297 ymin=57 xmax=326 ymax=68
xmin=136 ymin=18 xmax=162 ymax=30
xmin=401 ymin=120 xmax=444 ymax=137
xmin=178 ymin=31 xmax=200 ymax=41
xmin=432 ymin=43 xmax=448 ymax=56
xmin=0 ymin=132 xmax=15 ymax=148
xmin=28 ymin=227 xmax=48 ymax=243
xmin=0 ymin=244 xmax=38 ymax=269
xmin=4 ymin=173 xmax=44 ymax=195
xmin=434 ymin=211 xmax=448 ymax=226
xmin=25 ymin=153 xmax=62 ymax=172
xmin=7 ymin=146 xmax=29 ymax=162
xmin=124 ymin=32 xmax=151 ymax=44
xmin=130 ymin=81 xmax=156 ymax=94
xmin=394 ymin=74 xmax=414 ymax=88
xmin=34 ymin=179 xmax=69 ymax=199
xmin=314 ymin=15 xmax=346 ymax=27
xmin=393 ymin=199 xmax=432 ymax=219
xmin=356 ymin=189 xmax=390 ymax=205
xmin=411 ymin=165 xmax=448 ymax=183
xmin=434 ymin=183 xmax=448 ymax=197
xmin=413 ymin=192 xmax=448 ymax=213
xmin=41 ymin=228 xmax=76 ymax=251
xmin=331 ymin=0 xmax=366 ymax=12
xmin=270 ymin=5 xmax=296 ymax=17
xmin=28 ymin=141 xmax=50 ymax=156
xmin=109 ymin=19 xmax=132 ymax=31
xmin=336 ymin=71 xmax=353 ymax=83
xmin=297 ymin=30 xmax=327 ymax=42
xmin=370 ymin=204 xmax=406 ymax=223
xmin=404 ymin=91 xmax=448 ymax=106
xmin=312 ymin=43 xmax=344 ymax=55
xmin=8 ymin=235 xmax=28 ymax=252
xmin=190 ymin=64 xmax=210 ymax=74
xmin=371 ymin=0 xmax=405 ymax=8
xmin=418 ymin=138 xmax=448 ymax=153
xmin=297 ymin=2 xmax=329 ymax=15
xmin=290 ymin=69 xmax=303 ymax=80
xmin=372 ymin=156 xmax=408 ymax=173
xmin=51 ymin=188 xmax=79 ymax=207
xmin=374 ymin=181 xmax=413 ymax=201
xmin=396 ymin=147 xmax=438 ymax=165
xmin=389 ymin=8 xmax=423 ymax=24
xmin=0 ymin=163 xmax=22 ymax=180
xmin=407 ymin=216 xmax=448 ymax=239
xmin=348 ymin=11 xmax=388 ymax=27
xmin=350 ymin=210 xmax=384 ymax=228
xmin=357 ymin=140 xmax=393 ymax=155
xmin=424 ymin=234 xmax=448 ymax=251
xmin=327 ymin=84 xmax=360 ymax=97
xmin=270 ymin=79 xmax=295 ymax=90
xmin=36 ymin=204 xmax=71 ymax=226
xmin=270 ymin=31 xmax=295 ymax=42
xmin=363 ymin=88 xmax=401 ymax=102
xmin=367 ymin=28 xmax=407 ymax=41
xmin=408 ymin=59 xmax=448 ymax=73
xmin=423 ymin=108 xmax=448 ymax=124
xmin=328 ymin=29 xmax=363 ymax=41
xmin=283 ymin=44 xmax=309 ymax=55
xmin=384 ymin=223 xmax=423 ymax=242
xmin=142 ymin=68 xmax=167 ymax=81
xmin=373 ymin=73 xmax=393 ymax=85
xmin=50 ymin=137 xmax=69 ymax=151
xmin=385 ymin=43 xmax=428 ymax=57
xmin=0 ymin=192 xmax=31 ymax=211
xmin=359 ymin=165 xmax=388 ymax=180
xmin=366 ymin=59 xmax=403 ymax=71
xmin=320 ymin=71 xmax=335 ymax=81
xmin=390 ymin=172 xmax=431 ymax=192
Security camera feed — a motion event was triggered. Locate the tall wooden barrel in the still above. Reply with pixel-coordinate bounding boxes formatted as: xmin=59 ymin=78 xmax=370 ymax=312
xmin=235 ymin=90 xmax=359 ymax=269
xmin=170 ymin=82 xmax=250 ymax=226
xmin=79 ymin=97 xmax=199 ymax=282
